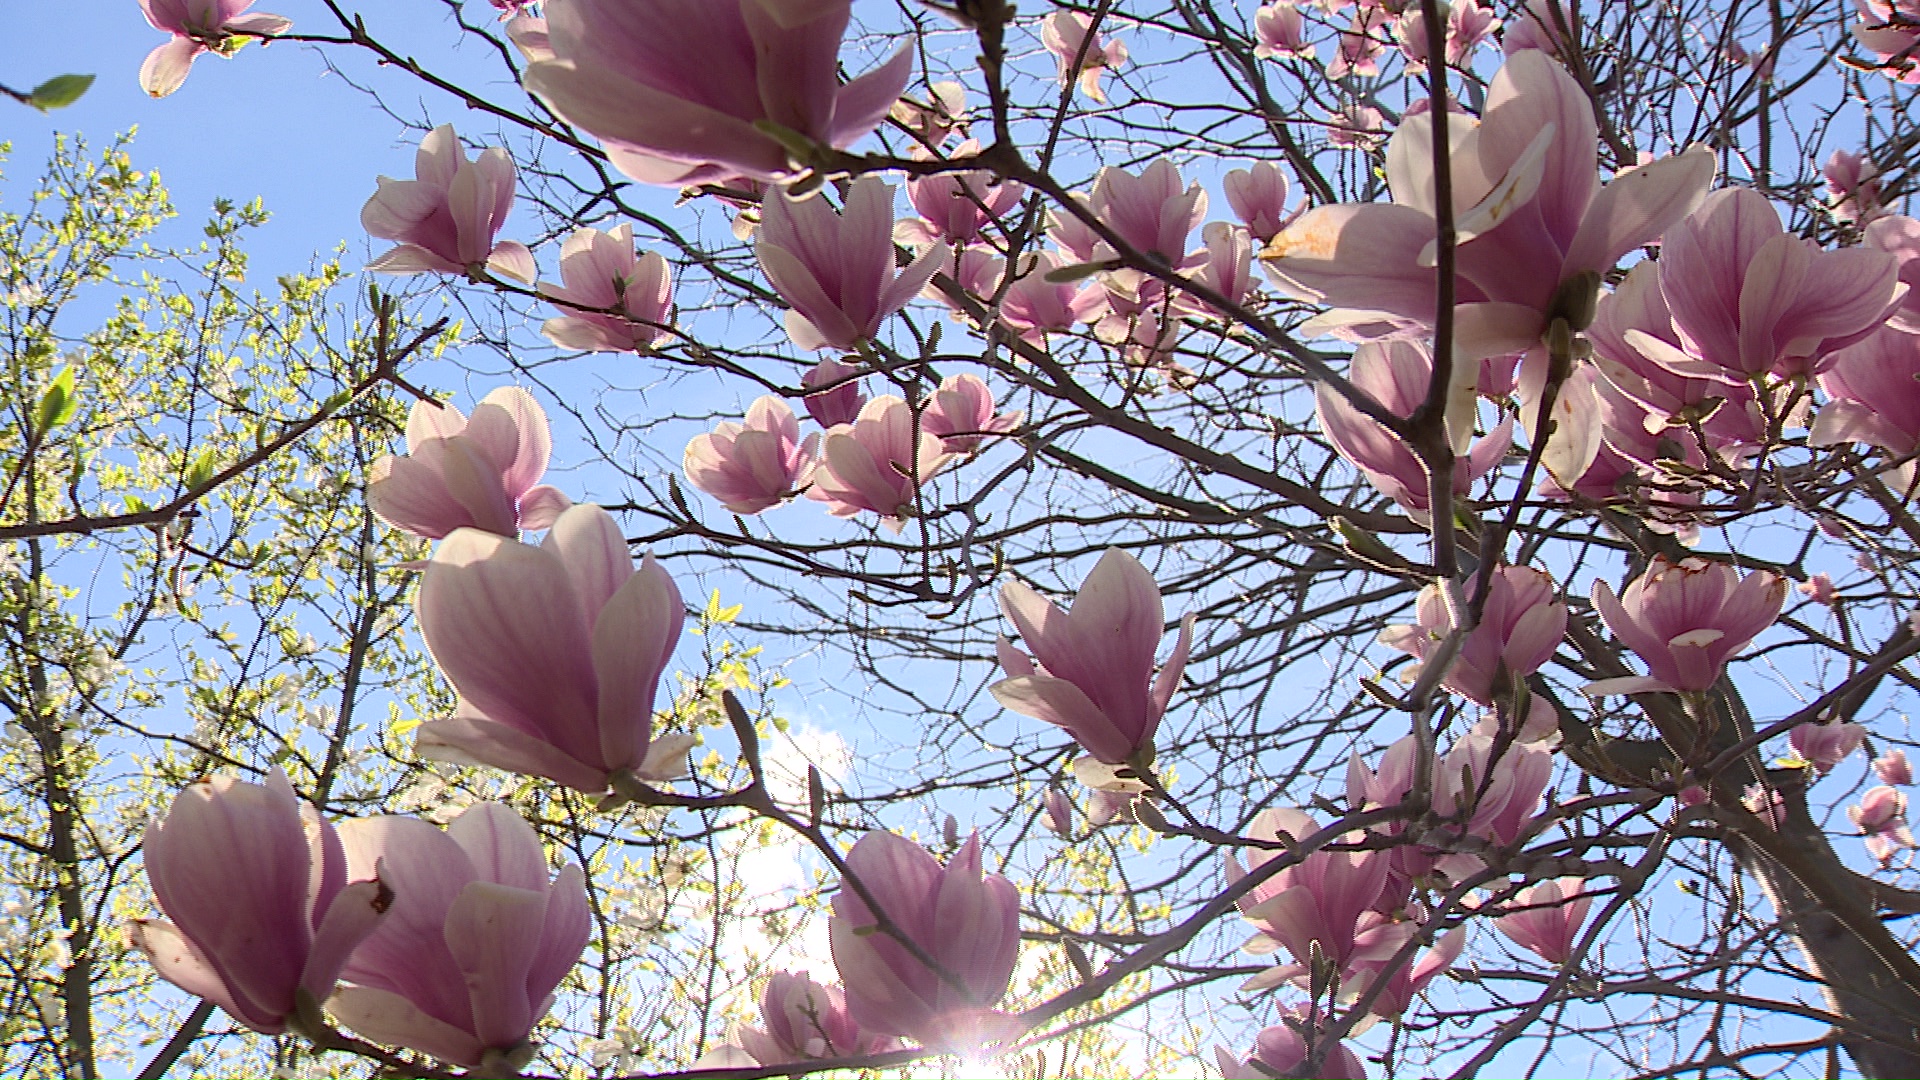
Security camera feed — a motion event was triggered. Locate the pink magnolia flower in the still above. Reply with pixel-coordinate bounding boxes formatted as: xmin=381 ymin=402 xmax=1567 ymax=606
xmin=129 ymin=771 xmax=388 ymax=1035
xmin=1175 ymin=222 xmax=1258 ymax=319
xmin=413 ymin=504 xmax=689 ymax=794
xmin=522 ymin=0 xmax=912 ymax=185
xmin=1656 ymin=188 xmax=1901 ymax=380
xmin=1811 ymin=328 xmax=1920 ymax=460
xmin=759 ymin=176 xmax=943 ymax=351
xmin=329 ymin=804 xmax=591 ymax=1069
xmin=1503 ymin=0 xmax=1571 ymax=56
xmin=684 ymin=397 xmax=819 ymax=514
xmin=1253 ymin=4 xmax=1312 ymax=61
xmin=1378 ymin=565 xmax=1568 ymax=706
xmin=1214 ymin=1008 xmax=1370 ymax=1079
xmin=1041 ymin=788 xmax=1075 ymax=838
xmin=1349 ymin=924 xmax=1467 ymax=1018
xmin=1326 ymin=104 xmax=1387 ymax=150
xmin=920 ymin=375 xmax=1022 ymax=453
xmin=1588 ymin=556 xmax=1786 ymax=695
xmin=891 ymin=81 xmax=970 ymax=147
xmin=1865 ymin=215 xmax=1920 ymax=333
xmin=538 ymin=224 xmax=674 ymax=353
xmin=1826 ymin=149 xmax=1884 ymax=225
xmin=896 ymin=141 xmax=1025 ymax=247
xmin=1852 ymin=785 xmax=1918 ymax=864
xmin=1042 ymin=11 xmax=1129 ymax=103
xmin=1313 ymin=340 xmax=1514 ymax=515
xmin=996 ymin=254 xmax=1109 ymax=344
xmin=1447 ymin=0 xmax=1503 ymax=64
xmin=801 ymin=359 xmax=868 ymax=428
xmin=1585 ymin=262 xmax=1766 ymax=464
xmin=1223 ymin=162 xmax=1294 ymax=244
xmin=360 ymin=125 xmax=535 ymax=283
xmin=1853 ymin=0 xmax=1920 ymax=85
xmin=1433 ymin=733 xmax=1554 ymax=848
xmin=1328 ymin=6 xmax=1389 ymax=78
xmin=829 ymin=832 xmax=1020 ymax=1049
xmin=504 ymin=14 xmax=550 ymax=61
xmin=1226 ymin=808 xmax=1393 ymax=972
xmin=807 ymin=395 xmax=952 ymax=529
xmin=1494 ymin=877 xmax=1592 ymax=966
xmin=367 ymin=388 xmax=572 ymax=541
xmin=1798 ymin=572 xmax=1838 ymax=606
xmin=1876 ymin=749 xmax=1913 ymax=786
xmin=1086 ymin=160 xmax=1209 ymax=267
xmin=1743 ymin=783 xmax=1788 ymax=829
xmin=993 ymin=549 xmax=1196 ymax=766
xmin=138 ymin=0 xmax=290 ymax=98
xmin=731 ymin=972 xmax=898 ymax=1065
xmin=1790 ymin=722 xmax=1866 ymax=775
xmin=1265 ymin=52 xmax=1714 ymax=384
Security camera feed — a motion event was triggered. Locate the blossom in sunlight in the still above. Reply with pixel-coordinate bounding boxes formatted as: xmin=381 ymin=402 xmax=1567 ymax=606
xmin=1378 ymin=565 xmax=1567 ymax=706
xmin=1791 ymin=722 xmax=1867 ymax=775
xmin=1042 ymin=11 xmax=1129 ymax=103
xmin=329 ymin=804 xmax=590 ymax=1069
xmin=896 ymin=141 xmax=1025 ymax=247
xmin=1326 ymin=104 xmax=1387 ymax=150
xmin=734 ymin=972 xmax=899 ymax=1064
xmin=1656 ymin=188 xmax=1901 ymax=380
xmin=138 ymin=0 xmax=290 ymax=98
xmin=995 ymin=254 xmax=1109 ymax=344
xmin=1175 ymin=222 xmax=1259 ymax=319
xmin=683 ymin=396 xmax=819 ymax=514
xmin=1215 ymin=1007 xmax=1370 ymax=1079
xmin=1826 ymin=149 xmax=1884 ymax=225
xmin=1447 ymin=0 xmax=1503 ymax=64
xmin=522 ymin=0 xmax=912 ymax=185
xmin=1087 ymin=159 xmax=1209 ymax=267
xmin=413 ymin=504 xmax=692 ymax=794
xmin=538 ymin=223 xmax=675 ymax=353
xmin=993 ymin=548 xmax=1195 ymax=766
xmin=1853 ymin=0 xmax=1920 ymax=85
xmin=1223 ymin=162 xmax=1293 ymax=244
xmin=1327 ymin=5 xmax=1389 ymax=79
xmin=1494 ymin=877 xmax=1593 ymax=966
xmin=801 ymin=358 xmax=868 ymax=428
xmin=1864 ymin=214 xmax=1920 ymax=332
xmin=1265 ymin=52 xmax=1713 ymax=395
xmin=919 ymin=374 xmax=1022 ymax=453
xmin=130 ymin=770 xmax=389 ymax=1034
xmin=1812 ymin=328 xmax=1920 ymax=461
xmin=1851 ymin=786 xmax=1917 ymax=865
xmin=1433 ymin=733 xmax=1554 ymax=849
xmin=1797 ymin=572 xmax=1837 ymax=607
xmin=366 ymin=387 xmax=572 ymax=541
xmin=1228 ymin=807 xmax=1395 ymax=972
xmin=1313 ymin=340 xmax=1513 ymax=515
xmin=1876 ymin=749 xmax=1913 ymax=787
xmin=360 ymin=125 xmax=535 ymax=283
xmin=891 ymin=81 xmax=969 ymax=147
xmin=1253 ymin=4 xmax=1311 ymax=61
xmin=1349 ymin=924 xmax=1467 ymax=1019
xmin=829 ymin=832 xmax=1021 ymax=1050
xmin=759 ymin=176 xmax=943 ymax=352
xmin=1587 ymin=556 xmax=1786 ymax=695
xmin=1743 ymin=783 xmax=1788 ymax=829
xmin=806 ymin=395 xmax=952 ymax=530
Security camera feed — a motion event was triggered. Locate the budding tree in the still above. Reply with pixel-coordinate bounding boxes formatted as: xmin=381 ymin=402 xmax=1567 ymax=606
xmin=12 ymin=0 xmax=1920 ymax=1076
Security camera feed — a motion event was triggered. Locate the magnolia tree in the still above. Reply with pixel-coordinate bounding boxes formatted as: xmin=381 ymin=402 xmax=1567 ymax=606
xmin=13 ymin=0 xmax=1920 ymax=1076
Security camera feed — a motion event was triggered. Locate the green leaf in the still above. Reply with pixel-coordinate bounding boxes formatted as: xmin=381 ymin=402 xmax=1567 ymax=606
xmin=184 ymin=449 xmax=218 ymax=490
xmin=34 ymin=366 xmax=76 ymax=435
xmin=27 ymin=74 xmax=94 ymax=112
